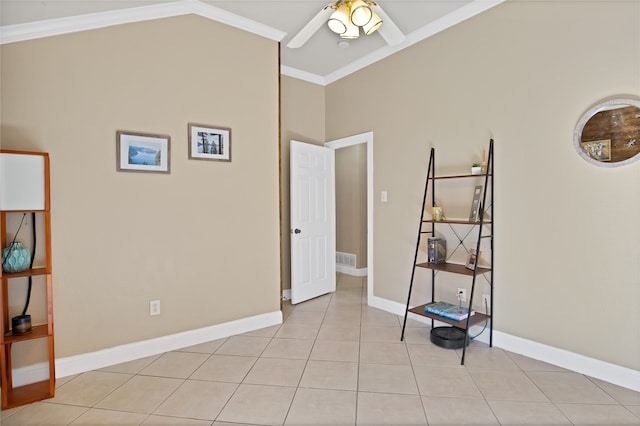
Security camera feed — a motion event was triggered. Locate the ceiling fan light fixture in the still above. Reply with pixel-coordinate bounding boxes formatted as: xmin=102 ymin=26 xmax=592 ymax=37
xmin=341 ymin=21 xmax=360 ymax=39
xmin=363 ymin=10 xmax=382 ymax=35
xmin=328 ymin=4 xmax=349 ymax=34
xmin=350 ymin=0 xmax=372 ymax=26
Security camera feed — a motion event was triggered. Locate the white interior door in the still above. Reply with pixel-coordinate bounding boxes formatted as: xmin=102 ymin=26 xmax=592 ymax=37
xmin=290 ymin=140 xmax=336 ymax=304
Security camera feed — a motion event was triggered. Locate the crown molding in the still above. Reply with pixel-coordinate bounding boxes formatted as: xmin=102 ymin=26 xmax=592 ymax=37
xmin=280 ymin=65 xmax=327 ymax=86
xmin=0 ymin=0 xmax=286 ymax=45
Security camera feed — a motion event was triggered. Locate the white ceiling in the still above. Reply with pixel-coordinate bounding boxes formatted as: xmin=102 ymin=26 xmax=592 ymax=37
xmin=0 ymin=0 xmax=505 ymax=85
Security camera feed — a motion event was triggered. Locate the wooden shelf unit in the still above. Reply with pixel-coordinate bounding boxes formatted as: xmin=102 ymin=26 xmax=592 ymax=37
xmin=0 ymin=150 xmax=55 ymax=409
xmin=401 ymin=140 xmax=494 ymax=365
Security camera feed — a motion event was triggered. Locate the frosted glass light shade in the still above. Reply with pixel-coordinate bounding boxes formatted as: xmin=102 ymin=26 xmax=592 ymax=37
xmin=363 ymin=11 xmax=382 ymax=35
xmin=0 ymin=153 xmax=46 ymax=210
xmin=341 ymin=22 xmax=360 ymax=39
xmin=328 ymin=5 xmax=349 ymax=34
xmin=350 ymin=0 xmax=372 ymax=26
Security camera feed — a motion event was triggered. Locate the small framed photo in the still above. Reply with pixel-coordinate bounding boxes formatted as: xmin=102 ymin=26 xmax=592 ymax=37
xmin=468 ymin=185 xmax=483 ymax=222
xmin=465 ymin=249 xmax=480 ymax=270
xmin=116 ymin=131 xmax=170 ymax=173
xmin=188 ymin=123 xmax=231 ymax=162
xmin=581 ymin=139 xmax=611 ymax=161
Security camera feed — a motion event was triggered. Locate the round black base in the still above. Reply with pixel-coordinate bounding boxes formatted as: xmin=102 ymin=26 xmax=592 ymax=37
xmin=430 ymin=326 xmax=467 ymax=349
xmin=11 ymin=314 xmax=32 ymax=335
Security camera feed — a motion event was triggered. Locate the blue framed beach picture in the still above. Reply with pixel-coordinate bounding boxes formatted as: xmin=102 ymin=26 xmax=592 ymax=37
xmin=116 ymin=131 xmax=170 ymax=173
xmin=188 ymin=123 xmax=231 ymax=162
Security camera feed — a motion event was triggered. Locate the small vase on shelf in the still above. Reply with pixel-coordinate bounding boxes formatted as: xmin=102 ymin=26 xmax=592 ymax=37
xmin=2 ymin=242 xmax=31 ymax=273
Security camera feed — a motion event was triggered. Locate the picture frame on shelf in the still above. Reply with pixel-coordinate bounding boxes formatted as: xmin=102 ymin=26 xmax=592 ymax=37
xmin=465 ymin=249 xmax=480 ymax=270
xmin=468 ymin=185 xmax=483 ymax=222
xmin=116 ymin=131 xmax=170 ymax=173
xmin=188 ymin=123 xmax=231 ymax=162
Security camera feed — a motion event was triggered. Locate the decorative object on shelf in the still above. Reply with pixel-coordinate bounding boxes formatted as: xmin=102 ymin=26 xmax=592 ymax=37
xmin=468 ymin=185 xmax=483 ymax=222
xmin=427 ymin=237 xmax=446 ymax=264
xmin=431 ymin=205 xmax=443 ymax=221
xmin=424 ymin=301 xmax=475 ymax=321
xmin=116 ymin=131 xmax=171 ymax=173
xmin=188 ymin=123 xmax=232 ymax=162
xmin=471 ymin=163 xmax=482 ymax=174
xmin=1 ymin=242 xmax=31 ymax=273
xmin=574 ymin=97 xmax=640 ymax=167
xmin=11 ymin=314 xmax=31 ymax=335
xmin=465 ymin=249 xmax=480 ymax=270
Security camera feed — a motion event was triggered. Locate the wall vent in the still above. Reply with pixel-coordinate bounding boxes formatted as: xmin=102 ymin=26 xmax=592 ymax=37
xmin=336 ymin=252 xmax=356 ymax=267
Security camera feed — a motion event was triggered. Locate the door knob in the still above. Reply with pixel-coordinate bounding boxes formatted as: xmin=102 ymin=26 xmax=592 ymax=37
xmin=294 ymin=228 xmax=301 ymax=234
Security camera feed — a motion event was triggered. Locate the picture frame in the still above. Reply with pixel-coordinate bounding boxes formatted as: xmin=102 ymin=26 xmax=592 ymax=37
xmin=468 ymin=185 xmax=483 ymax=222
xmin=116 ymin=131 xmax=170 ymax=173
xmin=188 ymin=123 xmax=232 ymax=162
xmin=581 ymin=139 xmax=611 ymax=161
xmin=465 ymin=249 xmax=480 ymax=270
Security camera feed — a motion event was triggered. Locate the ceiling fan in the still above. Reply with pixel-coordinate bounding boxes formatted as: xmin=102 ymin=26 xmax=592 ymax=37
xmin=287 ymin=0 xmax=406 ymax=48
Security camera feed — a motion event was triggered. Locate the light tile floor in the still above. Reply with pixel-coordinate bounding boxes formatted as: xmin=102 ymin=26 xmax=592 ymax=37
xmin=2 ymin=273 xmax=640 ymax=425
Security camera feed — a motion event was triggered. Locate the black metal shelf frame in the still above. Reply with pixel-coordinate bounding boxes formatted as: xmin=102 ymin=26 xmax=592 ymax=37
xmin=401 ymin=139 xmax=494 ymax=365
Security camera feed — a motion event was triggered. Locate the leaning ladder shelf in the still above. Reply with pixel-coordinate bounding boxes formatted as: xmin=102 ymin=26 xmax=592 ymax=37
xmin=401 ymin=139 xmax=494 ymax=365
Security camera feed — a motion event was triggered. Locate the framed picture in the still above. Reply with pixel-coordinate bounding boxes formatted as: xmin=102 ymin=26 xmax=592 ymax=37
xmin=465 ymin=249 xmax=480 ymax=270
xmin=116 ymin=131 xmax=170 ymax=173
xmin=188 ymin=123 xmax=231 ymax=162
xmin=581 ymin=139 xmax=611 ymax=161
xmin=468 ymin=185 xmax=483 ymax=222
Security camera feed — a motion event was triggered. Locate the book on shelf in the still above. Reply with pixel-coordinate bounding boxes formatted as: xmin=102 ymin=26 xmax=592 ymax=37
xmin=424 ymin=301 xmax=475 ymax=321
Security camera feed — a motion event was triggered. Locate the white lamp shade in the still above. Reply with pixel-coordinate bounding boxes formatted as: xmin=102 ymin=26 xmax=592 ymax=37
xmin=340 ymin=22 xmax=360 ymax=39
xmin=328 ymin=5 xmax=349 ymax=34
xmin=351 ymin=0 xmax=372 ymax=26
xmin=0 ymin=153 xmax=46 ymax=210
xmin=363 ymin=11 xmax=382 ymax=35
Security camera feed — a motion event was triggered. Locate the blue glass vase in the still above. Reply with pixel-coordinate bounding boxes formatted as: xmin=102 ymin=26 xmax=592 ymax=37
xmin=2 ymin=242 xmax=31 ymax=273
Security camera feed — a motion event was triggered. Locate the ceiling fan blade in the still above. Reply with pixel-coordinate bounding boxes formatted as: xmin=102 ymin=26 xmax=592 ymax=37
xmin=287 ymin=6 xmax=334 ymax=49
xmin=370 ymin=3 xmax=406 ymax=46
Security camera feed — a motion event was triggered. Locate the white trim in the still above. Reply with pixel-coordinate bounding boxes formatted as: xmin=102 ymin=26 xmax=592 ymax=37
xmin=0 ymin=0 xmax=285 ymax=45
xmin=282 ymin=289 xmax=292 ymax=301
xmin=369 ymin=295 xmax=640 ymax=393
xmin=12 ymin=309 xmax=282 ymax=386
xmin=325 ymin=132 xmax=374 ymax=307
xmin=336 ymin=265 xmax=368 ymax=277
xmin=280 ymin=65 xmax=326 ymax=86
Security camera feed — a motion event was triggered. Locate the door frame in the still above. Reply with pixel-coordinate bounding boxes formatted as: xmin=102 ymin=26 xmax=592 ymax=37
xmin=324 ymin=131 xmax=373 ymax=305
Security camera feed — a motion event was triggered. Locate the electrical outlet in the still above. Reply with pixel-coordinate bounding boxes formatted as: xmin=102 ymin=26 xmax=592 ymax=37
xmin=457 ymin=288 xmax=467 ymax=302
xmin=150 ymin=300 xmax=161 ymax=316
xmin=481 ymin=293 xmax=490 ymax=309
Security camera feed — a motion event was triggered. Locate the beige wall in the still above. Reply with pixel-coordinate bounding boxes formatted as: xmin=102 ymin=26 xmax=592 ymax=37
xmin=325 ymin=1 xmax=640 ymax=370
xmin=1 ymin=15 xmax=281 ymax=361
xmin=336 ymin=143 xmax=367 ymax=268
xmin=280 ymin=76 xmax=325 ymax=291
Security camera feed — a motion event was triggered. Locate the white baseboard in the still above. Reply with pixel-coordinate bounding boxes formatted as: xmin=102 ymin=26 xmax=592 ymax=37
xmin=12 ymin=310 xmax=282 ymax=386
xmin=369 ymin=295 xmax=640 ymax=392
xmin=336 ymin=265 xmax=368 ymax=276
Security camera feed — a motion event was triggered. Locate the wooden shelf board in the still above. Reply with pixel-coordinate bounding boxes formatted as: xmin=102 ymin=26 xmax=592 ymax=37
xmin=408 ymin=304 xmax=490 ymax=328
xmin=3 ymin=379 xmax=54 ymax=410
xmin=423 ymin=219 xmax=492 ymax=225
xmin=432 ymin=173 xmax=492 ymax=180
xmin=415 ymin=262 xmax=491 ymax=276
xmin=2 ymin=324 xmax=50 ymax=343
xmin=1 ymin=267 xmax=49 ymax=279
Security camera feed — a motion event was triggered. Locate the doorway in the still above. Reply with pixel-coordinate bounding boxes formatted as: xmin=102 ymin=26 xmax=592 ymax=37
xmin=325 ymin=131 xmax=373 ymax=304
